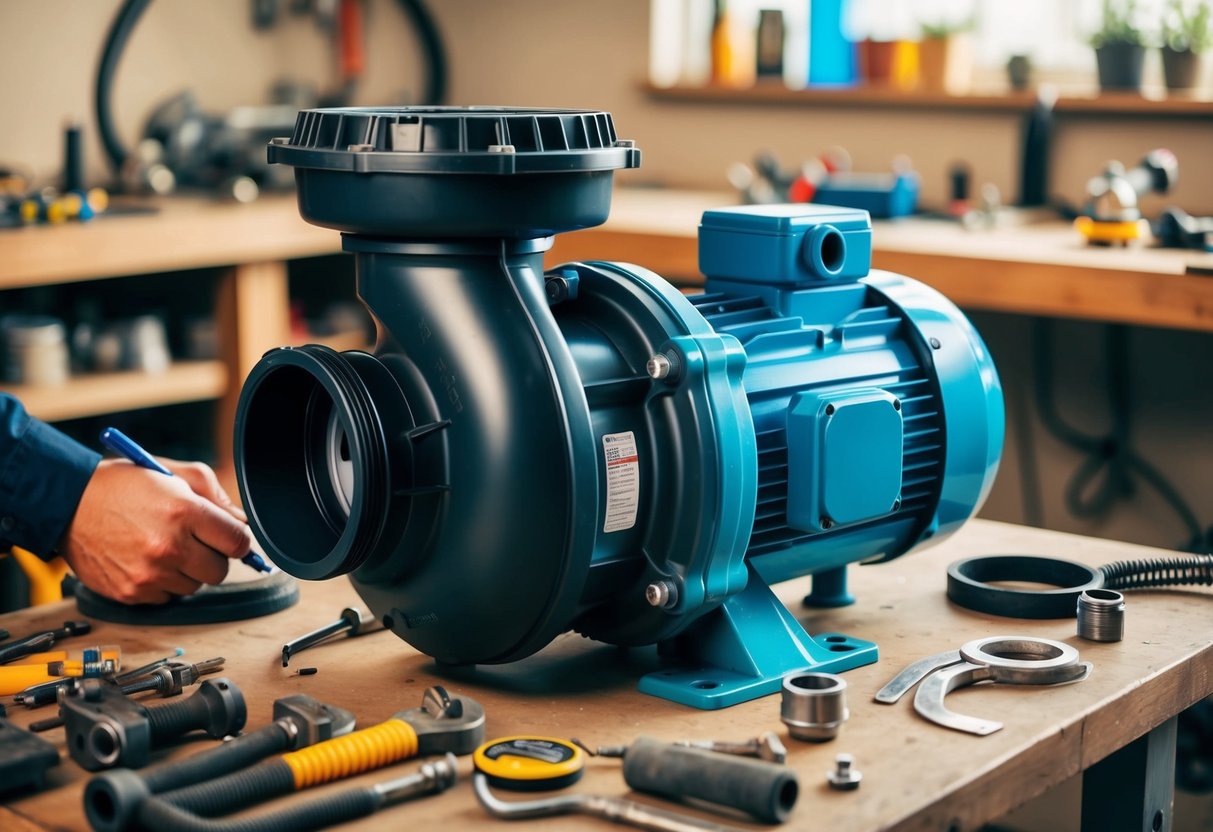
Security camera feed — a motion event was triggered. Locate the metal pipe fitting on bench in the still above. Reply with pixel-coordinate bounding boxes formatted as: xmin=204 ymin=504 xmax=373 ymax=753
xmin=780 ymin=672 xmax=848 ymax=742
xmin=1077 ymin=589 xmax=1125 ymax=642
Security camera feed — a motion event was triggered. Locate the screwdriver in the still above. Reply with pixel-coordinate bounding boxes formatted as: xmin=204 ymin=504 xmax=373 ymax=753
xmin=0 ymin=621 xmax=91 ymax=665
xmin=99 ymin=427 xmax=273 ymax=574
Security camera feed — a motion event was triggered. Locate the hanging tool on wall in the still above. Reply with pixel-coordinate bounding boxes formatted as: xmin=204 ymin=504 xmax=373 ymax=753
xmin=94 ymin=0 xmax=448 ymax=200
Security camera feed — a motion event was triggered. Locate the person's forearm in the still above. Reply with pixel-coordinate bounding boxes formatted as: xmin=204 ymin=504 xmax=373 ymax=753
xmin=0 ymin=394 xmax=101 ymax=556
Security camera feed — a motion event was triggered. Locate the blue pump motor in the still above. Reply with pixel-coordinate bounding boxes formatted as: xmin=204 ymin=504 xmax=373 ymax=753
xmin=236 ymin=107 xmax=1003 ymax=709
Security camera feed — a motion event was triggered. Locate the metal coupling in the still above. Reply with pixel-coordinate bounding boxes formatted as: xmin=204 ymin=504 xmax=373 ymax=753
xmin=780 ymin=672 xmax=848 ymax=742
xmin=1077 ymin=588 xmax=1125 ymax=642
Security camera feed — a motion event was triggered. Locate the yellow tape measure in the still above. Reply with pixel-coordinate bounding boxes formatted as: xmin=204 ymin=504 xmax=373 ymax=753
xmin=473 ymin=736 xmax=585 ymax=791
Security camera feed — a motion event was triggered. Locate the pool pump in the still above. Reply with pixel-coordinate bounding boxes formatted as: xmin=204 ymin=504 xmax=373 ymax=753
xmin=236 ymin=107 xmax=1003 ymax=709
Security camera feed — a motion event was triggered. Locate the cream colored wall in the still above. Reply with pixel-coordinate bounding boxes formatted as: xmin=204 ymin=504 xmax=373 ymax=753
xmin=2 ymin=0 xmax=1211 ymax=551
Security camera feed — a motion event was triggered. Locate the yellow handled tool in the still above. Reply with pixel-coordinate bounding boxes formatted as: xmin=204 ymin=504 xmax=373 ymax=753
xmin=0 ymin=647 xmax=120 ymax=695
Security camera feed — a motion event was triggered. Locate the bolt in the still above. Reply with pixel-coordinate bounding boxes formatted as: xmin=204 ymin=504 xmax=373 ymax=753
xmin=347 ymin=143 xmax=375 ymax=152
xmin=892 ymin=398 xmax=901 ymax=411
xmin=825 ymin=403 xmax=836 ymax=416
xmin=929 ymin=337 xmax=942 ymax=350
xmin=645 ymin=581 xmax=678 ymax=609
xmin=679 ymin=732 xmax=788 ymax=763
xmin=487 ymin=144 xmax=516 ymax=154
xmin=646 ymin=353 xmax=672 ymax=380
xmin=820 ymin=516 xmax=834 ymax=530
xmin=827 ymin=753 xmax=862 ymax=790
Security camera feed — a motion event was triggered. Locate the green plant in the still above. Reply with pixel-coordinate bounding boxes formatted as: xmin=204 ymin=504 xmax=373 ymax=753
xmin=1090 ymin=0 xmax=1146 ymax=48
xmin=920 ymin=18 xmax=973 ymax=40
xmin=1162 ymin=0 xmax=1212 ymax=52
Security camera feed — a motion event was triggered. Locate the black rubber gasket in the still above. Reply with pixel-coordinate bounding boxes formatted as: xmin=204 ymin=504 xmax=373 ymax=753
xmin=946 ymin=555 xmax=1105 ymax=619
xmin=75 ymin=572 xmax=298 ymax=625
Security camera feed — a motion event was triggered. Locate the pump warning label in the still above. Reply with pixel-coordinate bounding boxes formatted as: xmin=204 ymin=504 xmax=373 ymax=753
xmin=602 ymin=431 xmax=639 ymax=533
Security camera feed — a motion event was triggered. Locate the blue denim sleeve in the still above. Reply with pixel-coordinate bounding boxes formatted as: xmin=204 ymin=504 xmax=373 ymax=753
xmin=0 ymin=393 xmax=101 ymax=557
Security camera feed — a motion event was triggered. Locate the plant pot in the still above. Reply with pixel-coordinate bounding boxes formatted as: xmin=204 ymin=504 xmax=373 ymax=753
xmin=1095 ymin=43 xmax=1145 ymax=91
xmin=859 ymin=40 xmax=897 ymax=86
xmin=918 ymin=34 xmax=973 ymax=94
xmin=1162 ymin=47 xmax=1204 ymax=90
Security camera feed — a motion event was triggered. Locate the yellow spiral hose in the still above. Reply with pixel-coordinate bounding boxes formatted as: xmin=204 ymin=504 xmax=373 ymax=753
xmin=282 ymin=718 xmax=419 ymax=789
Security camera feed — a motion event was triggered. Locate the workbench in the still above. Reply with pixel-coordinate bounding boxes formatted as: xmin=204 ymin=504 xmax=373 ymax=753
xmin=1 ymin=519 xmax=1209 ymax=831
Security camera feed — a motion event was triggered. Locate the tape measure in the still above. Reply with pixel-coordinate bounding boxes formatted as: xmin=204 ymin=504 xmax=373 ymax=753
xmin=473 ymin=736 xmax=584 ymax=791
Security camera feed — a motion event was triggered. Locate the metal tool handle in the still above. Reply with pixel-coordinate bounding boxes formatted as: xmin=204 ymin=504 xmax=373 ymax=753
xmin=145 ymin=678 xmax=246 ymax=745
xmin=473 ymin=773 xmax=747 ymax=832
xmin=621 ymin=737 xmax=798 ymax=824
xmin=874 ymin=649 xmax=962 ymax=704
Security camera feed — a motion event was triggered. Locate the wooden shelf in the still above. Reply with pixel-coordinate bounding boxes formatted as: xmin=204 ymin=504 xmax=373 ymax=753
xmin=1 ymin=360 xmax=229 ymax=422
xmin=644 ymin=82 xmax=1213 ymax=117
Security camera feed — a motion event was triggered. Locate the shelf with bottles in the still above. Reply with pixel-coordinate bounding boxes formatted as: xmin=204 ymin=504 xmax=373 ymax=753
xmin=648 ymin=0 xmax=1213 ymax=119
xmin=643 ymin=80 xmax=1213 ymax=116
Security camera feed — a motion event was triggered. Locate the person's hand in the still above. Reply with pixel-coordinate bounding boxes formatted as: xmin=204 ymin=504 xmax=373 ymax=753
xmin=59 ymin=458 xmax=254 ymax=604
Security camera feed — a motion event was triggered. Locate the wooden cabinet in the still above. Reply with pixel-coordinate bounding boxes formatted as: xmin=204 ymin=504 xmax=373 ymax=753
xmin=0 ymin=195 xmax=339 ymax=480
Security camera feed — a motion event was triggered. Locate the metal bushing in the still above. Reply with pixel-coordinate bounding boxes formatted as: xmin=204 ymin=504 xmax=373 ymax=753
xmin=781 ymin=672 xmax=848 ymax=742
xmin=1077 ymin=589 xmax=1125 ymax=642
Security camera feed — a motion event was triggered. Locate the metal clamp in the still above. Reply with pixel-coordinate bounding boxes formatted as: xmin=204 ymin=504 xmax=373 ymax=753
xmin=876 ymin=636 xmax=1091 ymax=735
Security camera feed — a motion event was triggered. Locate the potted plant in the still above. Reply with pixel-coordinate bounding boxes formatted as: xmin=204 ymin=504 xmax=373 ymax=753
xmin=1161 ymin=0 xmax=1211 ymax=90
xmin=918 ymin=19 xmax=974 ymax=94
xmin=1090 ymin=0 xmax=1147 ymax=91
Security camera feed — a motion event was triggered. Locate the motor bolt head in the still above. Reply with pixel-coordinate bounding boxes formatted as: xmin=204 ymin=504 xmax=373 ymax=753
xmin=646 ymin=353 xmax=672 ymax=380
xmin=645 ymin=580 xmax=678 ymax=608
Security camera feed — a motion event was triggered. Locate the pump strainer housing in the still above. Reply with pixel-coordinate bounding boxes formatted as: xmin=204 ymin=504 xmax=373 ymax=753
xmin=237 ymin=107 xmax=1003 ymax=709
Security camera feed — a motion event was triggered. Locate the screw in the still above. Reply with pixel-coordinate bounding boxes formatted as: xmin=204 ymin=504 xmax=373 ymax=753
xmin=825 ymin=403 xmax=836 ymax=416
xmin=820 ymin=516 xmax=835 ymax=530
xmin=646 ymin=353 xmax=672 ymax=380
xmin=929 ymin=337 xmax=942 ymax=350
xmin=487 ymin=144 xmax=516 ymax=154
xmin=645 ymin=581 xmax=678 ymax=608
xmin=827 ymin=753 xmax=862 ymax=790
xmin=347 ymin=143 xmax=375 ymax=152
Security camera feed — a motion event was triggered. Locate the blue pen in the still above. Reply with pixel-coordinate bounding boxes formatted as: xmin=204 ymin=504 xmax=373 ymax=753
xmin=99 ymin=427 xmax=273 ymax=574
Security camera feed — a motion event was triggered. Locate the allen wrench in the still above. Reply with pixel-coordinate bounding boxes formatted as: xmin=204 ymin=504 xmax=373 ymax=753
xmin=875 ymin=636 xmax=1091 ymax=735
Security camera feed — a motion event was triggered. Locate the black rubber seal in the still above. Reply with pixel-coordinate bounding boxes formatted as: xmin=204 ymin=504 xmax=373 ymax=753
xmin=75 ymin=572 xmax=298 ymax=625
xmin=946 ymin=555 xmax=1105 ymax=619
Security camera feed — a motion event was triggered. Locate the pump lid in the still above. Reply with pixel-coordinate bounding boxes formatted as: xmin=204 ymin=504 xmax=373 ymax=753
xmin=268 ymin=106 xmax=640 ymax=175
xmin=268 ymin=106 xmax=641 ymax=238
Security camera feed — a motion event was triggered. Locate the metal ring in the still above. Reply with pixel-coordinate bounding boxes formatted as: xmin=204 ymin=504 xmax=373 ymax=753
xmin=959 ymin=636 xmax=1081 ymax=685
xmin=946 ymin=555 xmax=1104 ymax=619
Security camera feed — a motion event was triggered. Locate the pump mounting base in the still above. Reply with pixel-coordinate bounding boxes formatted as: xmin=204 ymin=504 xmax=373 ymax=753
xmin=638 ymin=565 xmax=877 ymax=709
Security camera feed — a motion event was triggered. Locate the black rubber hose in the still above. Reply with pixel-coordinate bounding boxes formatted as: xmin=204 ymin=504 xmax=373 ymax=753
xmin=1100 ymin=557 xmax=1213 ymax=591
xmin=137 ymin=788 xmax=378 ymax=832
xmin=157 ymin=760 xmax=293 ymax=817
xmin=95 ymin=0 xmax=151 ymax=176
xmin=141 ymin=724 xmax=292 ymax=795
xmin=396 ymin=0 xmax=447 ymax=104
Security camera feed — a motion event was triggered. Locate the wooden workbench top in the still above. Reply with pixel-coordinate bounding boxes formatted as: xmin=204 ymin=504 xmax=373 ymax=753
xmin=5 ymin=188 xmax=1213 ymax=330
xmin=2 ymin=519 xmax=1210 ymax=830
